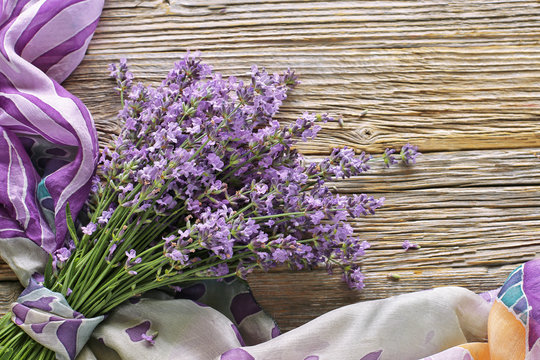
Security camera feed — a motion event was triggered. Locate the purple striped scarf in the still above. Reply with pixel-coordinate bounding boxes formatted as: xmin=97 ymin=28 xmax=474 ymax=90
xmin=0 ymin=0 xmax=102 ymax=261
xmin=0 ymin=1 xmax=105 ymax=358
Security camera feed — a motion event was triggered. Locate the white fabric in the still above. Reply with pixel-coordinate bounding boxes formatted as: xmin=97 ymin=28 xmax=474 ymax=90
xmin=77 ymin=287 xmax=490 ymax=360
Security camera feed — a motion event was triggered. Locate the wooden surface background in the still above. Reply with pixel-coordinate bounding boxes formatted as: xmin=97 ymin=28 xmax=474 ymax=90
xmin=2 ymin=0 xmax=540 ymax=332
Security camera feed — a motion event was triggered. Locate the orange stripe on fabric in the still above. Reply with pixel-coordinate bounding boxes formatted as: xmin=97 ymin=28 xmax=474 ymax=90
xmin=488 ymin=300 xmax=526 ymax=360
xmin=460 ymin=342 xmax=490 ymax=360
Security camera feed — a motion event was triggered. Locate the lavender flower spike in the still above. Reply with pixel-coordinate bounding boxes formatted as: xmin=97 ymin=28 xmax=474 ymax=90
xmin=383 ymin=148 xmax=397 ymax=167
xmin=400 ymin=143 xmax=421 ymax=165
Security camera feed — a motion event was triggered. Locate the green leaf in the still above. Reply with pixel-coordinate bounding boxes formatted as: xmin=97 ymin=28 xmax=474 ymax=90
xmin=61 ymin=260 xmax=75 ymax=297
xmin=44 ymin=255 xmax=54 ymax=288
xmin=65 ymin=203 xmax=79 ymax=248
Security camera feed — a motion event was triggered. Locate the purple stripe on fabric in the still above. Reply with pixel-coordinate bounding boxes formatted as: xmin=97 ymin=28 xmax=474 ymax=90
xmin=0 ymin=124 xmax=34 ymax=133
xmin=359 ymin=350 xmax=383 ymax=360
xmin=0 ymin=75 xmax=76 ymax=146
xmin=20 ymin=296 xmax=55 ymax=312
xmin=4 ymin=133 xmax=31 ymax=216
xmin=32 ymin=18 xmax=100 ymax=74
xmin=0 ymin=75 xmax=78 ymax=140
xmin=271 ymin=325 xmax=280 ymax=338
xmin=31 ymin=322 xmax=47 ymax=334
xmin=125 ymin=321 xmax=151 ymax=342
xmin=47 ymin=81 xmax=97 ymax=249
xmin=0 ymin=0 xmax=32 ymax=26
xmin=513 ymin=296 xmax=528 ymax=315
xmin=19 ymin=277 xmax=43 ymax=297
xmin=499 ymin=267 xmax=523 ymax=297
xmin=14 ymin=0 xmax=88 ymax=56
xmin=0 ymin=208 xmax=25 ymax=238
xmin=0 ymin=93 xmax=41 ymax=138
xmin=52 ymin=78 xmax=96 ymax=141
xmin=220 ymin=348 xmax=255 ymax=360
xmin=0 ymin=127 xmax=49 ymax=246
xmin=230 ymin=292 xmax=262 ymax=324
xmin=0 ymin=0 xmax=32 ymax=58
xmin=46 ymin=164 xmax=88 ymax=249
xmin=11 ymin=303 xmax=29 ymax=325
xmin=56 ymin=319 xmax=82 ymax=360
xmin=231 ymin=324 xmax=246 ymax=346
xmin=0 ymin=74 xmax=96 ymax=250
xmin=523 ymin=259 xmax=540 ymax=350
xmin=0 ymin=229 xmax=25 ymax=237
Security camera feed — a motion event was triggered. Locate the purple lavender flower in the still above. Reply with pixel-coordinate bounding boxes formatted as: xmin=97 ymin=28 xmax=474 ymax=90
xmin=118 ymin=183 xmax=133 ymax=194
xmin=82 ymin=53 xmax=418 ymax=298
xmin=343 ymin=267 xmax=365 ymax=290
xmin=166 ymin=249 xmax=188 ymax=264
xmin=125 ymin=249 xmax=142 ymax=267
xmin=81 ymin=222 xmax=97 ymax=235
xmin=271 ymin=249 xmax=289 ymax=263
xmin=400 ymin=143 xmax=420 ymax=165
xmin=55 ymin=247 xmax=71 ymax=262
xmin=106 ymin=243 xmax=117 ymax=262
xmin=207 ymin=153 xmax=224 ymax=171
xmin=383 ymin=148 xmax=397 ymax=167
xmin=402 ymin=240 xmax=420 ymax=251
xmin=209 ymin=263 xmax=229 ymax=277
xmin=177 ymin=229 xmax=190 ymax=239
xmin=109 ymin=58 xmax=133 ymax=95
xmin=141 ymin=332 xmax=156 ymax=345
xmin=51 ymin=247 xmax=71 ymax=272
xmin=98 ymin=207 xmax=114 ymax=225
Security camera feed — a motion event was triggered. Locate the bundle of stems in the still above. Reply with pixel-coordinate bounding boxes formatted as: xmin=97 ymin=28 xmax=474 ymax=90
xmin=0 ymin=54 xmax=417 ymax=359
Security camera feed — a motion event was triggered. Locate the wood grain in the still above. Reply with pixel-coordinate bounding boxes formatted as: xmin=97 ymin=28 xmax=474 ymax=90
xmin=2 ymin=0 xmax=540 ymax=332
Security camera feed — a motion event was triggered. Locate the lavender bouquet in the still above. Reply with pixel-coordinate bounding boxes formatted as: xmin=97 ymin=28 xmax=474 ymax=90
xmin=0 ymin=54 xmax=417 ymax=359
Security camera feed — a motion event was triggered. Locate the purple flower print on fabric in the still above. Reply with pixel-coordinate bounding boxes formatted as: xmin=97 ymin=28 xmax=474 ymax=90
xmin=230 ymin=293 xmax=263 ymax=324
xmin=125 ymin=321 xmax=152 ymax=342
xmin=359 ymin=350 xmax=383 ymax=360
xmin=231 ymin=324 xmax=246 ymax=346
xmin=221 ymin=348 xmax=255 ymax=360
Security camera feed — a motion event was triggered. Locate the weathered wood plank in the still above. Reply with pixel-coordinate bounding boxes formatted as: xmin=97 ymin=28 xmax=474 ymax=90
xmin=2 ymin=0 xmax=540 ymax=332
xmin=0 ymin=282 xmax=22 ymax=315
xmin=64 ymin=0 xmax=540 ymax=153
xmin=248 ymin=265 xmax=516 ymax=332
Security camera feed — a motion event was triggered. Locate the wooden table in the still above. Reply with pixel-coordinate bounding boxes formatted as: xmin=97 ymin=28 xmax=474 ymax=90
xmin=1 ymin=0 xmax=540 ymax=332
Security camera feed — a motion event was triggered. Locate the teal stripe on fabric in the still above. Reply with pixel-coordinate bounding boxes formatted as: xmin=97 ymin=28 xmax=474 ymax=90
xmin=37 ymin=178 xmax=56 ymax=231
xmin=37 ymin=178 xmax=51 ymax=200
xmin=500 ymin=285 xmax=524 ymax=308
xmin=520 ymin=312 xmax=528 ymax=325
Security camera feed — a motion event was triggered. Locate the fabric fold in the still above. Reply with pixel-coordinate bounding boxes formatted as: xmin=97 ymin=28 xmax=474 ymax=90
xmin=0 ymin=0 xmax=104 ymax=282
xmin=79 ymin=260 xmax=540 ymax=360
xmin=12 ymin=278 xmax=104 ymax=360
